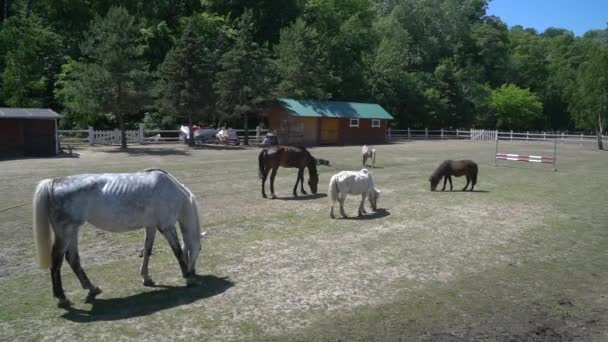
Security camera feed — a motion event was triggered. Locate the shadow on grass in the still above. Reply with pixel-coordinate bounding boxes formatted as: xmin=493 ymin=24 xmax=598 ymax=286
xmin=61 ymin=275 xmax=233 ymax=322
xmin=275 ymin=193 xmax=328 ymax=201
xmin=101 ymin=147 xmax=190 ymax=156
xmin=433 ymin=189 xmax=490 ymax=193
xmin=192 ymin=144 xmax=246 ymax=151
xmin=342 ymin=208 xmax=390 ymax=220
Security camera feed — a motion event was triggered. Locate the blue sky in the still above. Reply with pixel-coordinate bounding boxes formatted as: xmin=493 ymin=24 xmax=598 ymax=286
xmin=487 ymin=0 xmax=607 ymax=36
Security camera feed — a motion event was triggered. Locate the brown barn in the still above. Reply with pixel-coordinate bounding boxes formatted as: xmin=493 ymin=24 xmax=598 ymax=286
xmin=0 ymin=108 xmax=61 ymax=157
xmin=265 ymin=98 xmax=394 ymax=146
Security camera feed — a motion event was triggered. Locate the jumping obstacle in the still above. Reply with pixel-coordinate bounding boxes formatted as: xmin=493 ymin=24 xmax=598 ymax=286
xmin=494 ymin=138 xmax=557 ymax=171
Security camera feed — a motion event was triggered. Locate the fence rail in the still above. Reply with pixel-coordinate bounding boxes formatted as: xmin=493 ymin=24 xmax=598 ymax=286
xmin=387 ymin=128 xmax=606 ymax=145
xmin=59 ymin=126 xmax=606 ymax=147
xmin=59 ymin=126 xmax=269 ymax=146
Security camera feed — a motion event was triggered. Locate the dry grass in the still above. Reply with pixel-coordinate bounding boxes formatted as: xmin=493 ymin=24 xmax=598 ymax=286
xmin=0 ymin=141 xmax=607 ymax=341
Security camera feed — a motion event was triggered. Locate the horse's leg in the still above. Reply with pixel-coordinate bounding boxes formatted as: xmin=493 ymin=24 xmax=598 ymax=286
xmin=50 ymin=235 xmax=71 ymax=307
xmin=362 ymin=155 xmax=366 ymax=166
xmin=463 ymin=176 xmax=470 ymax=191
xmin=140 ymin=226 xmax=157 ymax=286
xmin=358 ymin=193 xmax=368 ymax=216
xmin=293 ymin=168 xmax=301 ymax=197
xmin=300 ymin=168 xmax=307 ymax=195
xmin=158 ymin=225 xmax=189 ymax=279
xmin=330 ymin=203 xmax=335 ymax=218
xmin=441 ymin=176 xmax=447 ymax=191
xmin=64 ymin=233 xmax=102 ymax=303
xmin=269 ymin=166 xmax=278 ymax=199
xmin=448 ymin=176 xmax=453 ymax=191
xmin=261 ymin=166 xmax=268 ymax=198
xmin=339 ymin=193 xmax=348 ymax=218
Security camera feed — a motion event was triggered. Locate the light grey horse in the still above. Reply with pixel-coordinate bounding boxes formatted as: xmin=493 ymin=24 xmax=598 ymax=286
xmin=329 ymin=169 xmax=380 ymax=218
xmin=33 ymin=169 xmax=202 ymax=308
xmin=362 ymin=145 xmax=376 ymax=168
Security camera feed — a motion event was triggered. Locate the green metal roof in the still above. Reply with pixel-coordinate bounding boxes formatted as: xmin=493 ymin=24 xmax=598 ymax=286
xmin=277 ymin=98 xmax=394 ymax=120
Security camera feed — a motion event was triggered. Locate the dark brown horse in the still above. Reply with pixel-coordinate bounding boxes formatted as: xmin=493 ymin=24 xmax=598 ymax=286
xmin=258 ymin=146 xmax=319 ymax=199
xmin=429 ymin=160 xmax=478 ymax=191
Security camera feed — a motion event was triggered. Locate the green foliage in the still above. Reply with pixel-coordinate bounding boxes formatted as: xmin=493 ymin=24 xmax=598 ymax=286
xmin=214 ymin=10 xmax=274 ymax=144
xmin=1 ymin=0 xmax=607 ymax=132
xmin=490 ymin=84 xmax=543 ymax=130
xmin=0 ymin=15 xmax=63 ymax=107
xmin=274 ymin=18 xmax=339 ymax=99
xmin=54 ymin=6 xmax=153 ymax=148
xmin=569 ymin=46 xmax=608 ymax=129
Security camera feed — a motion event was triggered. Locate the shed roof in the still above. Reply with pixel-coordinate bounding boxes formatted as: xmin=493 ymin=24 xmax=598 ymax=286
xmin=277 ymin=98 xmax=394 ymax=120
xmin=0 ymin=108 xmax=61 ymax=119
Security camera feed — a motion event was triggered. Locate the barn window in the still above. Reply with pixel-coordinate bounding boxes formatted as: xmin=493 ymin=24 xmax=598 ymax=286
xmin=372 ymin=119 xmax=381 ymax=128
xmin=350 ymin=118 xmax=359 ymax=128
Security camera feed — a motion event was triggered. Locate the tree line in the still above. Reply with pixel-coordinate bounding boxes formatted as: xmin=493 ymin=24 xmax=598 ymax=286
xmin=1 ymin=0 xmax=607 ymax=147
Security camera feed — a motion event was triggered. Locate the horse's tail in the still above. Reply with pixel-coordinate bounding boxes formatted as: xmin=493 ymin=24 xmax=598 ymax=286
xmin=258 ymin=149 xmax=268 ymax=179
xmin=33 ymin=179 xmax=53 ymax=269
xmin=329 ymin=175 xmax=339 ymax=204
xmin=471 ymin=162 xmax=478 ymax=185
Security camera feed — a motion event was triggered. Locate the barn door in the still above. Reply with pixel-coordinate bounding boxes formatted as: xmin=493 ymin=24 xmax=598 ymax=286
xmin=320 ymin=118 xmax=339 ymax=144
xmin=23 ymin=120 xmax=55 ymax=156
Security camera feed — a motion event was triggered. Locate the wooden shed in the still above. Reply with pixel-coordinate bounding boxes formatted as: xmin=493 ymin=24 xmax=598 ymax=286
xmin=0 ymin=108 xmax=61 ymax=157
xmin=265 ymin=98 xmax=394 ymax=146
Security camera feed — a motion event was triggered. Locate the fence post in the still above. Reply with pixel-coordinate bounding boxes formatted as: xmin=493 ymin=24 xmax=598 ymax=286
xmin=138 ymin=124 xmax=144 ymax=144
xmin=408 ymin=128 xmax=411 ymax=140
xmin=114 ymin=129 xmax=120 ymax=145
xmin=562 ymin=132 xmax=565 ymax=143
xmin=88 ymin=126 xmax=94 ymax=145
xmin=425 ymin=128 xmax=428 ymax=139
xmin=510 ymin=130 xmax=513 ymax=141
xmin=543 ymin=131 xmax=546 ymax=140
xmin=580 ymin=133 xmax=583 ymax=145
xmin=526 ymin=131 xmax=529 ymax=142
xmin=440 ymin=128 xmax=444 ymax=140
xmin=456 ymin=128 xmax=459 ymax=138
xmin=387 ymin=127 xmax=391 ymax=141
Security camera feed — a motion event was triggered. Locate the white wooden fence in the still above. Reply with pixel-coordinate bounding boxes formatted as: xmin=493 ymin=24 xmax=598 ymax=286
xmin=58 ymin=125 xmax=269 ymax=146
xmin=386 ymin=128 xmax=606 ymax=145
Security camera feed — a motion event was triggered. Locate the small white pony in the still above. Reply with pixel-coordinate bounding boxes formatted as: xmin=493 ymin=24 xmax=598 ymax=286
xmin=33 ymin=169 xmax=202 ymax=308
xmin=362 ymin=145 xmax=376 ymax=168
xmin=329 ymin=169 xmax=380 ymax=218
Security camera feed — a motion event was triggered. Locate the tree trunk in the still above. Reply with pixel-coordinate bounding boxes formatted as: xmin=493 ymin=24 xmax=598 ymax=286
xmin=3 ymin=0 xmax=8 ymax=20
xmin=188 ymin=114 xmax=195 ymax=147
xmin=118 ymin=112 xmax=127 ymax=149
xmin=243 ymin=112 xmax=249 ymax=145
xmin=598 ymin=112 xmax=604 ymax=150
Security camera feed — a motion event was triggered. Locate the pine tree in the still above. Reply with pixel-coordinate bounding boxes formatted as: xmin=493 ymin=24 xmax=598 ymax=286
xmin=158 ymin=22 xmax=215 ymax=146
xmin=55 ymin=6 xmax=152 ymax=149
xmin=214 ymin=10 xmax=273 ymax=145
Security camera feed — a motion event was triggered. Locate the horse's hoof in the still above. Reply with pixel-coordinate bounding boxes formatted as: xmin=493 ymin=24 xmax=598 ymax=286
xmin=186 ymin=277 xmax=199 ymax=287
xmin=302 ymin=191 xmax=307 ymax=195
xmin=143 ymin=278 xmax=155 ymax=287
xmin=262 ymin=194 xmax=267 ymax=199
xmin=271 ymin=195 xmax=277 ymax=200
xmin=57 ymin=298 xmax=73 ymax=308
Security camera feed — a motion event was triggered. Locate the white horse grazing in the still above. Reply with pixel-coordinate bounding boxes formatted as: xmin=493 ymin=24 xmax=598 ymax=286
xmin=329 ymin=169 xmax=380 ymax=218
xmin=32 ymin=169 xmax=202 ymax=308
xmin=362 ymin=145 xmax=376 ymax=168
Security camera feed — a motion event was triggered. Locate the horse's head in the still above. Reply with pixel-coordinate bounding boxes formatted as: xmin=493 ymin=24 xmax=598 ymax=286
xmin=369 ymin=188 xmax=381 ymax=211
xmin=308 ymin=171 xmax=319 ymax=194
xmin=429 ymin=175 xmax=440 ymax=191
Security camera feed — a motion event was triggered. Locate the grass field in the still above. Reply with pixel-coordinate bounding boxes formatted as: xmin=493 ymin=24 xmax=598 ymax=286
xmin=0 ymin=141 xmax=607 ymax=341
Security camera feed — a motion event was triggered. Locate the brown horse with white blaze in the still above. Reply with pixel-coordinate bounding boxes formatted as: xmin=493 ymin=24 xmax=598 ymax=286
xmin=258 ymin=146 xmax=319 ymax=199
xmin=429 ymin=160 xmax=478 ymax=191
